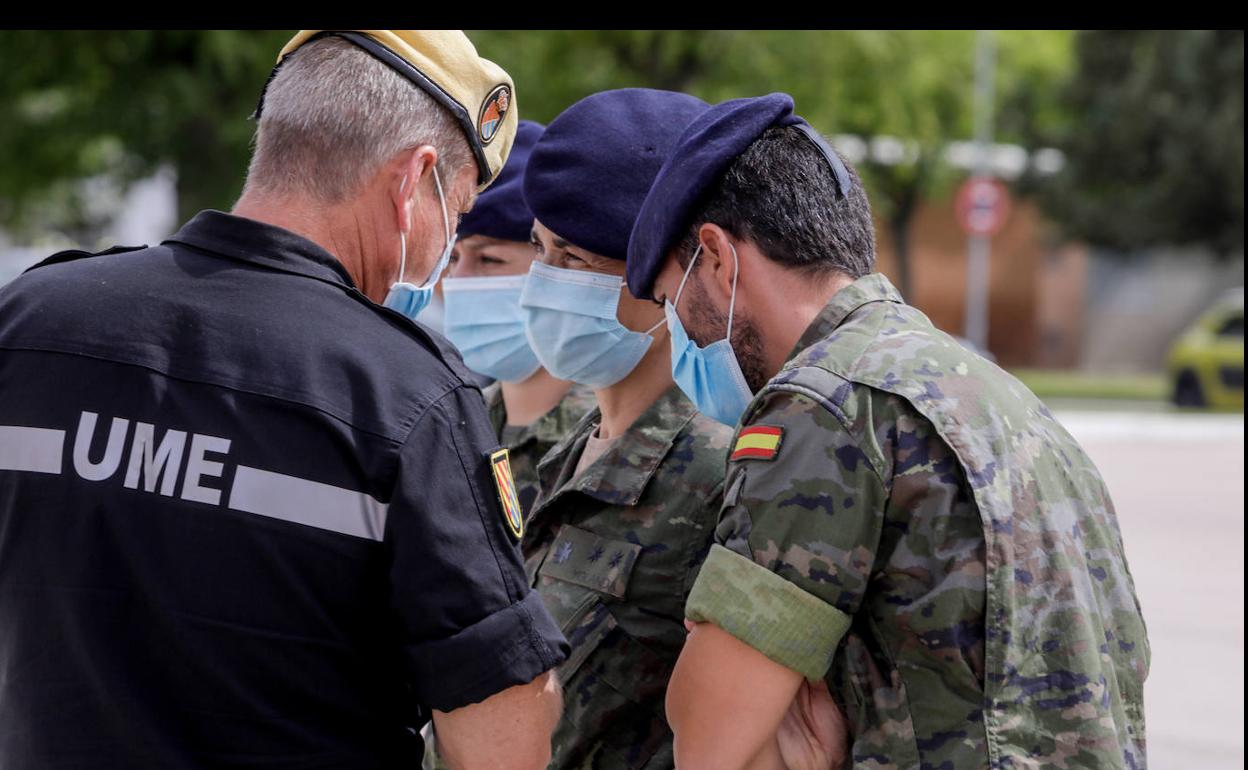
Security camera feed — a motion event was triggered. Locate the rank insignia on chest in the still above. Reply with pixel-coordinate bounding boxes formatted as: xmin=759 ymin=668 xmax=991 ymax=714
xmin=731 ymin=425 xmax=784 ymax=462
xmin=489 ymin=448 xmax=524 ymax=539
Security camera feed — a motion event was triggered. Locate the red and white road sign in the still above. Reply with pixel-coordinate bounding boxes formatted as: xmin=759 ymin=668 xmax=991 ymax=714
xmin=955 ymin=177 xmax=1011 ymax=236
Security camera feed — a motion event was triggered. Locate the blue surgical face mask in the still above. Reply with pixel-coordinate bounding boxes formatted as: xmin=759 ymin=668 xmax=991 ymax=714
xmin=520 ymin=261 xmax=664 ymax=389
xmin=442 ymin=274 xmax=542 ymax=382
xmin=383 ymin=166 xmax=455 ymax=320
xmin=665 ymin=243 xmax=754 ymax=426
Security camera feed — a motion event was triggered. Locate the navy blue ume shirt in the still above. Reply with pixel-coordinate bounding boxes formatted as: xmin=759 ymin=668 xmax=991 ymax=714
xmin=0 ymin=211 xmax=568 ymax=769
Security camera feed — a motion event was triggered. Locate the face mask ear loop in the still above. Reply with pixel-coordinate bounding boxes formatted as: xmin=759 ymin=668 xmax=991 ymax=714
xmin=433 ymin=165 xmax=450 ymax=242
xmin=418 ymin=164 xmax=453 ymax=289
xmin=609 ymin=270 xmax=668 ymax=336
xmin=617 ymin=274 xmax=668 ymax=338
xmin=672 ymin=244 xmax=702 ymax=310
xmin=396 ymin=174 xmax=410 ymax=285
xmin=725 ymin=242 xmax=740 ymax=342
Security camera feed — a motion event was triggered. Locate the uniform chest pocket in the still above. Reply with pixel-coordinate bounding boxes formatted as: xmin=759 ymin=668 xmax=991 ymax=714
xmin=537 ymin=526 xmax=642 ymax=683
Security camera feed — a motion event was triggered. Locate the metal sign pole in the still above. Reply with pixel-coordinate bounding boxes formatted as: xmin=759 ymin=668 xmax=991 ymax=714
xmin=965 ymin=29 xmax=996 ymax=353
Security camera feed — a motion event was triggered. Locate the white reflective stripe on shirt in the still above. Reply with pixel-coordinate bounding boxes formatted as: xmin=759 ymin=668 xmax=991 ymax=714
xmin=229 ymin=465 xmax=388 ymax=541
xmin=0 ymin=426 xmax=65 ymax=474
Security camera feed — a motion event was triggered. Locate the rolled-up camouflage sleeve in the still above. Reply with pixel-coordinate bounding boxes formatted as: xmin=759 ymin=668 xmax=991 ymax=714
xmin=685 ymin=385 xmax=887 ymax=680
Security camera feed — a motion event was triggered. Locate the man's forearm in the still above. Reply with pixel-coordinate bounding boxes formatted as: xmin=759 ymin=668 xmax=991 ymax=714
xmin=668 ymin=622 xmax=804 ymax=770
xmin=434 ymin=669 xmax=562 ymax=770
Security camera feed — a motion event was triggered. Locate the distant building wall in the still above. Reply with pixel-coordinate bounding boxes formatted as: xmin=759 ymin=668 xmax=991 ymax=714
xmin=1080 ymin=248 xmax=1245 ymax=373
xmin=875 ymin=194 xmax=1049 ymax=367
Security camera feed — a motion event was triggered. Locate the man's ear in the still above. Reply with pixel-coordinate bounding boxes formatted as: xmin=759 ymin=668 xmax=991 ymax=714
xmin=696 ymin=222 xmax=739 ymax=303
xmin=391 ymin=146 xmax=437 ymax=234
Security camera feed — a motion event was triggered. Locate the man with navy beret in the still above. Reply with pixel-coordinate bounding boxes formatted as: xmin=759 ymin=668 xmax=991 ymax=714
xmin=627 ymin=93 xmax=1149 ymax=770
xmin=512 ymin=88 xmax=846 ymax=770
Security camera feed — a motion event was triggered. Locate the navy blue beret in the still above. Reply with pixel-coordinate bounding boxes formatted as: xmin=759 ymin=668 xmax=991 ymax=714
xmin=625 ymin=93 xmax=851 ymax=299
xmin=458 ymin=120 xmax=544 ymax=243
xmin=523 ymin=88 xmax=710 ymax=261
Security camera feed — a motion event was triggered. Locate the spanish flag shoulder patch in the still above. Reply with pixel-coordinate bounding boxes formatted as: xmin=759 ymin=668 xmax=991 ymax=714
xmin=489 ymin=448 xmax=524 ymax=539
xmin=731 ymin=425 xmax=784 ymax=462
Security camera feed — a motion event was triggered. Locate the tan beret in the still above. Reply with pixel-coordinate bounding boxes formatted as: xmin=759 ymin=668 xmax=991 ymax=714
xmin=257 ymin=30 xmax=516 ymax=189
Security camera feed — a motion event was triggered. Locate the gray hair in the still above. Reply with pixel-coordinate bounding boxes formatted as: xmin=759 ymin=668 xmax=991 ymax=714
xmin=243 ymin=35 xmax=474 ymax=203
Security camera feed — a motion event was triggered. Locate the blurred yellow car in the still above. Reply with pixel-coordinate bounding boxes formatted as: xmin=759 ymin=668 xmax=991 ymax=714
xmin=1167 ymin=288 xmax=1244 ymax=409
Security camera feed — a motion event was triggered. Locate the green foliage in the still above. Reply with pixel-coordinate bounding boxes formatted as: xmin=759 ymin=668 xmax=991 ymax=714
xmin=0 ymin=30 xmax=291 ymax=231
xmin=13 ymin=29 xmax=1234 ymax=274
xmin=1037 ymin=30 xmax=1244 ymax=256
xmin=471 ymin=30 xmax=1073 ymax=294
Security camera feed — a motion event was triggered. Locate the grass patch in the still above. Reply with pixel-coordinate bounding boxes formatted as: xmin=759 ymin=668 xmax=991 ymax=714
xmin=1010 ymin=369 xmax=1168 ymax=402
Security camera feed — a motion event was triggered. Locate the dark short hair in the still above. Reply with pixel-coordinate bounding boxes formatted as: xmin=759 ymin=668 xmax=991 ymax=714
xmin=676 ymin=126 xmax=876 ymax=279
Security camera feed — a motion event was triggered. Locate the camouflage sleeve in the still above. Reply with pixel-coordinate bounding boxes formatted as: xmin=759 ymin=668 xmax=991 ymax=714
xmin=681 ymin=474 xmax=727 ymax=603
xmin=685 ymin=385 xmax=887 ymax=680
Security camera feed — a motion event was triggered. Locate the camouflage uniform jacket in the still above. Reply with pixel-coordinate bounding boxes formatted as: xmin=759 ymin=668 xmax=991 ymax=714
xmin=686 ymin=274 xmax=1149 ymax=770
xmin=528 ymin=385 xmax=732 ymax=770
xmin=483 ymin=381 xmax=597 ymax=520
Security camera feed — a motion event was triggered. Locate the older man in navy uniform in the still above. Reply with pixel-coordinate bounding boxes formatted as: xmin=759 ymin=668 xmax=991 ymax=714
xmin=0 ymin=30 xmax=567 ymax=770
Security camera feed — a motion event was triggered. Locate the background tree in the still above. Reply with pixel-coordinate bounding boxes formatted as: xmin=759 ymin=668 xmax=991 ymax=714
xmin=9 ymin=29 xmax=1234 ymax=282
xmin=1035 ymin=29 xmax=1244 ymax=258
xmin=0 ymin=30 xmax=289 ymax=236
xmin=473 ymin=30 xmax=1073 ymax=296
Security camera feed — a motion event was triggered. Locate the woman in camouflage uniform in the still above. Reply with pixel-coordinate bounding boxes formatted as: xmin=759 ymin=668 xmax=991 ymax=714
xmin=513 ymin=89 xmax=733 ymax=770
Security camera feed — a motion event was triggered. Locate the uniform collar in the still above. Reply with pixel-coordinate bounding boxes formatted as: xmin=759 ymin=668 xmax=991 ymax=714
xmin=488 ymin=382 xmax=597 ymax=452
xmin=528 ymin=384 xmax=598 ymax=449
xmin=787 ymin=273 xmax=904 ymax=365
xmin=164 ymin=210 xmax=358 ymax=290
xmin=537 ymin=384 xmax=697 ymax=509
